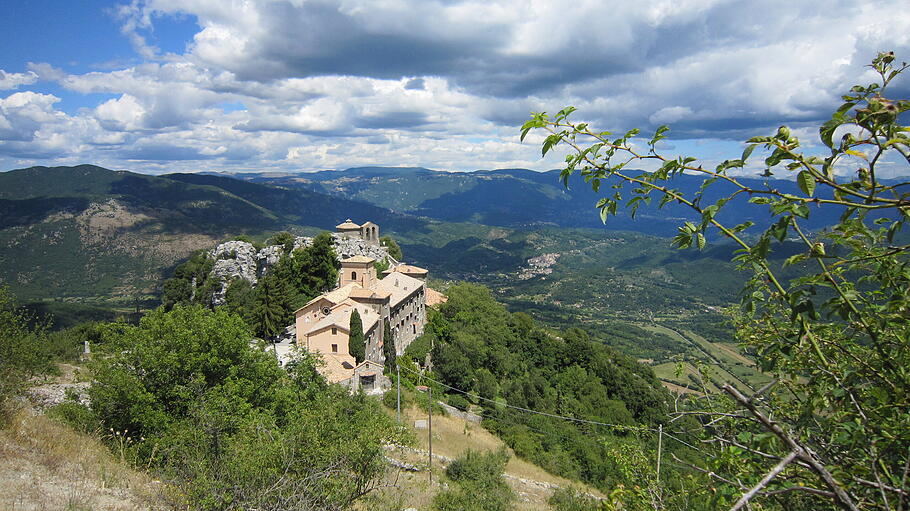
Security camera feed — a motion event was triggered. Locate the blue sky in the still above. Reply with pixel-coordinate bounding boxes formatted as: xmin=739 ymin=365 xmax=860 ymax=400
xmin=1 ymin=0 xmax=909 ymax=176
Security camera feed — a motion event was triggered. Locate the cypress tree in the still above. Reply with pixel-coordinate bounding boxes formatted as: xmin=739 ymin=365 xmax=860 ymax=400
xmin=348 ymin=309 xmax=365 ymax=363
xmin=383 ymin=320 xmax=396 ymax=373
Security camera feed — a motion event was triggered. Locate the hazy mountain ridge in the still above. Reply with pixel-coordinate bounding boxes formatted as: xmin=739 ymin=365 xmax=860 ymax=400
xmin=240 ymin=166 xmax=873 ymax=236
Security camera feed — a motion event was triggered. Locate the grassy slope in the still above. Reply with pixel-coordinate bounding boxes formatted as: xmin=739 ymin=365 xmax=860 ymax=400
xmin=0 ymin=407 xmax=164 ymax=510
xmin=369 ymin=404 xmax=600 ymax=510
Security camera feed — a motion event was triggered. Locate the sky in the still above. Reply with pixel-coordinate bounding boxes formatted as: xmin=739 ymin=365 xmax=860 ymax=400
xmin=1 ymin=0 xmax=909 ymax=176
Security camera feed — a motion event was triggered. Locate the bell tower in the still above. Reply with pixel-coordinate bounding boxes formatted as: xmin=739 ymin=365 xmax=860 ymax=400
xmin=339 ymin=256 xmax=376 ymax=289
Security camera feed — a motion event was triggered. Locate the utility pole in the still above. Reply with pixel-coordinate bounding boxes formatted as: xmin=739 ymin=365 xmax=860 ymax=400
xmin=656 ymin=424 xmax=663 ymax=485
xmin=396 ymin=363 xmax=401 ymax=423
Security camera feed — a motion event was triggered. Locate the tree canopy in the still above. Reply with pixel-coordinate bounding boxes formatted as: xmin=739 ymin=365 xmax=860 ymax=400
xmin=88 ymin=304 xmax=402 ymax=510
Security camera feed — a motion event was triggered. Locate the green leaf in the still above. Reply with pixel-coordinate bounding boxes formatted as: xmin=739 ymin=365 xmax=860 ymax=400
xmin=797 ymin=171 xmax=817 ymax=196
xmin=770 ymin=217 xmax=790 ymax=242
xmin=696 ymin=232 xmax=706 ymax=250
xmin=542 ymin=134 xmax=560 ymax=157
xmin=732 ymin=221 xmax=754 ymax=233
xmin=742 ymin=144 xmax=757 ymax=161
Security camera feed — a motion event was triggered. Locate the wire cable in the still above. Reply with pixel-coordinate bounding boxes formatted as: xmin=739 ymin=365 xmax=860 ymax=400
xmin=398 ymin=361 xmax=705 ymax=456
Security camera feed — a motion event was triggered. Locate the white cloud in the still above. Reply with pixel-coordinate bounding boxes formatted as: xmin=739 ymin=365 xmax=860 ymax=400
xmin=650 ymin=106 xmax=694 ymax=125
xmin=0 ymin=70 xmax=38 ymax=90
xmin=95 ymin=94 xmax=147 ymax=131
xmin=0 ymin=0 xmax=908 ymax=175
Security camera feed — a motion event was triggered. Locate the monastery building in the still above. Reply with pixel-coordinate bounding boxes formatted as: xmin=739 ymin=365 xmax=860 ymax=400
xmin=294 ymin=219 xmax=428 ymax=391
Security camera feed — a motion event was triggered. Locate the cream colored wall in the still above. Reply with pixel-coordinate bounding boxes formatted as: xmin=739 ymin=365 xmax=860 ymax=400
xmin=340 ymin=263 xmax=376 ymax=289
xmin=295 ymin=299 xmax=330 ymax=345
xmin=306 ymin=327 xmax=354 ymax=365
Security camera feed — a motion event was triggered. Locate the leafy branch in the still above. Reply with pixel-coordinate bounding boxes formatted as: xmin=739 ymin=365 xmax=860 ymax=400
xmin=524 ymin=52 xmax=910 ymax=510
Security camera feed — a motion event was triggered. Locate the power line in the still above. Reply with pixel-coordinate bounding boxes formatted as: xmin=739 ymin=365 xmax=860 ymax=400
xmin=398 ymin=362 xmax=704 ymax=454
xmin=401 ymin=364 xmax=642 ymax=430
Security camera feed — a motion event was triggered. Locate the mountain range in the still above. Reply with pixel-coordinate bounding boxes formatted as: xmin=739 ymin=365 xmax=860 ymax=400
xmin=2 ymin=164 xmax=886 ymax=313
xmin=231 ymin=165 xmax=867 ymax=236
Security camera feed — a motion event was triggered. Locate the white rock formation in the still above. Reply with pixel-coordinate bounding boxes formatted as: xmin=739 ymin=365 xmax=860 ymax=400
xmin=203 ymin=234 xmax=390 ymax=305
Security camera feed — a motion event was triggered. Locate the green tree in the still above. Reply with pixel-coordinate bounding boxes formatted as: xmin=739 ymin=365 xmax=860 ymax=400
xmin=300 ymin=232 xmax=340 ymax=294
xmin=223 ymin=278 xmax=255 ymax=325
xmin=349 ymin=309 xmax=365 ymax=364
xmin=161 ymin=250 xmax=213 ymax=310
xmin=383 ymin=319 xmax=396 ymax=373
xmin=524 ymin=52 xmax=910 ymax=510
xmin=268 ymin=231 xmax=296 ymax=253
xmin=89 ymin=304 xmax=403 ymax=510
xmin=381 ymin=235 xmax=403 ymax=260
xmin=250 ymin=272 xmax=292 ymax=340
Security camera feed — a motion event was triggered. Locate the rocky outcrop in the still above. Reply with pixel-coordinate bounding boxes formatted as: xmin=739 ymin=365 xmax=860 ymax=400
xmin=210 ymin=240 xmax=263 ymax=305
xmin=211 ymin=241 xmax=261 ymax=284
xmin=331 ymin=233 xmax=389 ymax=260
xmin=204 ymin=235 xmax=390 ymax=306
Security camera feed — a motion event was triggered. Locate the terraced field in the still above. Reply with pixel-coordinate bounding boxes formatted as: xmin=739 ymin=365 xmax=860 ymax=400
xmin=642 ymin=324 xmax=769 ymax=395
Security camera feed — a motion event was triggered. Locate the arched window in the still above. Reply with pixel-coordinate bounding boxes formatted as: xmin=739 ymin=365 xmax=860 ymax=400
xmin=351 ymin=271 xmax=358 ymax=280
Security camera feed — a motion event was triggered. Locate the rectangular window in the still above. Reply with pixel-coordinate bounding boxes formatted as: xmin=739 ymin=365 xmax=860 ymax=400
xmin=332 ymin=327 xmax=337 ymax=335
xmin=331 ymin=344 xmax=338 ymax=353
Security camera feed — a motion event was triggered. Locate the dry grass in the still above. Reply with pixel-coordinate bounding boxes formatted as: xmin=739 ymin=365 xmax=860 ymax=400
xmin=0 ymin=408 xmax=166 ymax=511
xmin=369 ymin=404 xmax=604 ymax=510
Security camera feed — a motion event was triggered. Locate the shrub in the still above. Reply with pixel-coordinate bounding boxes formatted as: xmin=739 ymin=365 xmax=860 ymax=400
xmin=47 ymin=401 xmax=99 ymax=435
xmin=447 ymin=393 xmax=470 ymax=411
xmin=549 ymin=487 xmax=600 ymax=511
xmin=0 ymin=287 xmax=53 ymax=423
xmin=88 ymin=304 xmax=403 ymax=510
xmin=435 ymin=449 xmax=514 ymax=511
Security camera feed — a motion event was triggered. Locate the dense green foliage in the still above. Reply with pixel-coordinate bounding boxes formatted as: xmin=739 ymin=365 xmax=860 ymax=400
xmin=0 ymin=287 xmax=53 ymax=422
xmin=548 ymin=487 xmax=601 ymax=511
xmin=250 ymin=271 xmax=293 ymax=340
xmin=434 ymin=449 xmax=515 ymax=511
xmin=349 ymin=308 xmax=365 ymax=363
xmin=162 ymin=250 xmax=215 ymax=309
xmin=87 ymin=304 xmax=402 ymax=510
xmin=380 ymin=235 xmax=403 ymax=260
xmin=418 ymin=282 xmax=677 ymax=492
xmin=526 ymin=52 xmax=910 ymax=510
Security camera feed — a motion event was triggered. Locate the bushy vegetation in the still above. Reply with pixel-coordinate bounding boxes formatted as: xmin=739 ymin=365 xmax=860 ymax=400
xmin=162 ymin=231 xmax=340 ymax=340
xmin=434 ymin=449 xmax=515 ymax=511
xmin=548 ymin=487 xmax=600 ymax=511
xmin=83 ymin=304 xmax=403 ymax=510
xmin=0 ymin=287 xmax=54 ymax=423
xmin=413 ymin=282 xmax=682 ymax=493
xmin=380 ymin=235 xmax=403 ymax=260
